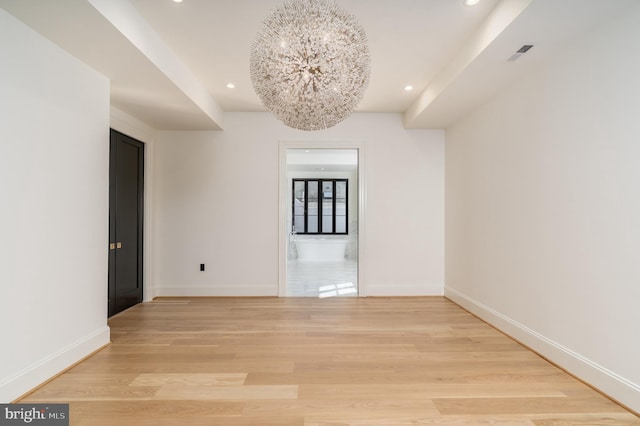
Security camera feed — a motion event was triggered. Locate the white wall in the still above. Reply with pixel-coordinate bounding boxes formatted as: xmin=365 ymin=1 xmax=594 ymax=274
xmin=445 ymin=5 xmax=640 ymax=412
xmin=0 ymin=10 xmax=110 ymax=401
xmin=154 ymin=113 xmax=444 ymax=296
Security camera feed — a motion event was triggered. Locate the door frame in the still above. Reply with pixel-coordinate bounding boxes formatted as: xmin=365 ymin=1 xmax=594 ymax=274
xmin=109 ymin=129 xmax=145 ymax=316
xmin=278 ymin=140 xmax=367 ymax=297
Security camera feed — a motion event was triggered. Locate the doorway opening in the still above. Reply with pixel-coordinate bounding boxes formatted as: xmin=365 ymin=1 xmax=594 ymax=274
xmin=279 ymin=143 xmax=365 ymax=297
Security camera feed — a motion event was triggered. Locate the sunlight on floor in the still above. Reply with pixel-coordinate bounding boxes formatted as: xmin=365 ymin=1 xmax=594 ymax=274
xmin=287 ymin=259 xmax=358 ymax=297
xmin=318 ymin=282 xmax=357 ymax=298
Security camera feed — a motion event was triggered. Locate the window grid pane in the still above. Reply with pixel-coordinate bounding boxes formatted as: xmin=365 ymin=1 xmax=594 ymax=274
xmin=293 ymin=181 xmax=306 ymax=233
xmin=292 ymin=179 xmax=347 ymax=235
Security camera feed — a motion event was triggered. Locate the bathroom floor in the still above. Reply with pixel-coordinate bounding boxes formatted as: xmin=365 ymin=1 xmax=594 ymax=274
xmin=286 ymin=259 xmax=358 ymax=297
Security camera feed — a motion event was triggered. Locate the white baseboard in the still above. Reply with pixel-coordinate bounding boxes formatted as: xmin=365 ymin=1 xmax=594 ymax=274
xmin=0 ymin=326 xmax=110 ymax=402
xmin=156 ymin=284 xmax=445 ymax=297
xmin=445 ymin=286 xmax=640 ymax=413
xmin=365 ymin=283 xmax=444 ymax=297
xmin=155 ymin=285 xmax=278 ymax=297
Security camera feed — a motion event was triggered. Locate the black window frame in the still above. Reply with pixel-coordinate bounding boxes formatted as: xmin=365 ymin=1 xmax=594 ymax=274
xmin=292 ymin=178 xmax=348 ymax=235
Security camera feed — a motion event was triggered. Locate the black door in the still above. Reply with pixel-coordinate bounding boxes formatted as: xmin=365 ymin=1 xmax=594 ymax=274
xmin=109 ymin=129 xmax=144 ymax=317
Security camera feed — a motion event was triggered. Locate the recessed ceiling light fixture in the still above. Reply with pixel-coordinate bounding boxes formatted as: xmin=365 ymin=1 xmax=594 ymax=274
xmin=463 ymin=0 xmax=480 ymax=6
xmin=172 ymin=0 xmax=183 ymax=3
xmin=404 ymin=85 xmax=414 ymax=92
xmin=226 ymin=83 xmax=236 ymax=89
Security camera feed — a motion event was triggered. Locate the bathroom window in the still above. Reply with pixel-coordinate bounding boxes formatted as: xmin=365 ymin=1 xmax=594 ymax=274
xmin=292 ymin=179 xmax=347 ymax=235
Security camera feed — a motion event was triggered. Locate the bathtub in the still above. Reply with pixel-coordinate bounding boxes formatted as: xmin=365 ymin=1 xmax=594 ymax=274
xmin=294 ymin=238 xmax=348 ymax=261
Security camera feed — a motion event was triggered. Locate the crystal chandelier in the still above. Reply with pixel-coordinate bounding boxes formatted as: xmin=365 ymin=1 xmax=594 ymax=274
xmin=250 ymin=0 xmax=370 ymax=131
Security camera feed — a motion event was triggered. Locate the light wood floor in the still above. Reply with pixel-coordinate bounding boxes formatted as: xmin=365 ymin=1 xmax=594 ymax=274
xmin=21 ymin=297 xmax=640 ymax=425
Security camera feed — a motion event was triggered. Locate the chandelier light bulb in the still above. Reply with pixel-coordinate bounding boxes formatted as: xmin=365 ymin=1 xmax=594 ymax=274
xmin=250 ymin=0 xmax=371 ymax=131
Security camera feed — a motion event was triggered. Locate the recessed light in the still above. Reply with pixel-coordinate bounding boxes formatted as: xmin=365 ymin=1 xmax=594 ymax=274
xmin=226 ymin=83 xmax=236 ymax=89
xmin=404 ymin=85 xmax=414 ymax=92
xmin=172 ymin=0 xmax=183 ymax=3
xmin=463 ymin=0 xmax=480 ymax=6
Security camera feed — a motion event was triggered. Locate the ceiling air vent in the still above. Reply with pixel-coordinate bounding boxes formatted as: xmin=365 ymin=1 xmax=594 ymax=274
xmin=508 ymin=44 xmax=534 ymax=62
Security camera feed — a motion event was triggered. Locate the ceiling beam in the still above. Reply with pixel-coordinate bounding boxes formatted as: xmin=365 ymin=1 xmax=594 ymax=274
xmin=88 ymin=0 xmax=225 ymax=130
xmin=404 ymin=0 xmax=533 ymax=129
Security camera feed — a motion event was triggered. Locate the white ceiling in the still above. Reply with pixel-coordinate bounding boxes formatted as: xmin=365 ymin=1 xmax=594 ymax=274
xmin=0 ymin=0 xmax=634 ymax=131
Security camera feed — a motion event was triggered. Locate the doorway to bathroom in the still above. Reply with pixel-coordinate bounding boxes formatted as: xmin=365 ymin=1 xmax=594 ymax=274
xmin=278 ymin=142 xmax=364 ymax=297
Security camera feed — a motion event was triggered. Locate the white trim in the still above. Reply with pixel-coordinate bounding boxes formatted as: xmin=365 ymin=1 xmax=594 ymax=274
xmin=445 ymin=286 xmax=640 ymax=412
xmin=366 ymin=283 xmax=444 ymax=297
xmin=110 ymin=106 xmax=156 ymax=143
xmin=0 ymin=326 xmax=110 ymax=402
xmin=155 ymin=286 xmax=276 ymax=297
xmin=278 ymin=140 xmax=366 ymax=297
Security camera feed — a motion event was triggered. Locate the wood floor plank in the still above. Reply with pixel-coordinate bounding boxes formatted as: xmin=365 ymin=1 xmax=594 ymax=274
xmin=16 ymin=297 xmax=639 ymax=425
xmin=230 ymin=343 xmax=420 ymax=357
xmin=303 ymin=416 xmax=537 ymax=425
xmin=69 ymin=400 xmax=247 ymax=426
xmin=129 ymin=373 xmax=247 ymax=386
xmin=242 ymin=398 xmax=440 ymax=418
xmin=152 ymin=384 xmax=299 ymax=400
xmin=67 ymin=359 xmax=294 ymax=374
xmin=434 ymin=396 xmax=629 ymax=415
xmin=245 ymin=369 xmax=573 ymax=386
xmin=23 ymin=385 xmax=160 ymax=402
xmin=328 ymin=350 xmax=541 ymax=362
xmin=531 ymin=414 xmax=640 ymax=426
xmin=299 ymin=383 xmax=567 ymax=399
